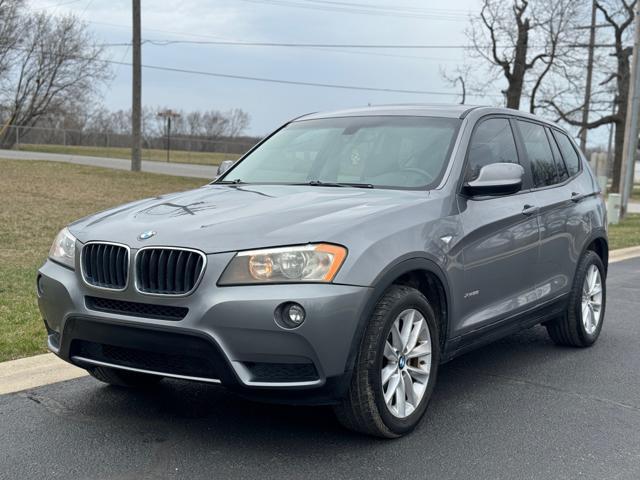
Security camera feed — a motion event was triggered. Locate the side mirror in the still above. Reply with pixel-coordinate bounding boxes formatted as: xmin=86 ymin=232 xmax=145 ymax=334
xmin=216 ymin=160 xmax=235 ymax=178
xmin=463 ymin=162 xmax=524 ymax=196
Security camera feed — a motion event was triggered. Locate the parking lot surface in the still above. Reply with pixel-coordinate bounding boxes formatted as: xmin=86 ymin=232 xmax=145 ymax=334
xmin=1 ymin=258 xmax=639 ymax=480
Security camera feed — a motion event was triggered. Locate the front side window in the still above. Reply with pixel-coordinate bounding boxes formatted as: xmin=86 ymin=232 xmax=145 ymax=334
xmin=465 ymin=118 xmax=519 ymax=182
xmin=219 ymin=116 xmax=461 ymax=189
xmin=552 ymin=130 xmax=581 ymax=177
xmin=517 ymin=120 xmax=558 ymax=187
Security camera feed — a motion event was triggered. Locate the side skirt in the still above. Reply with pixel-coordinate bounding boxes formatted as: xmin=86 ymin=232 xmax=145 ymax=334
xmin=442 ymin=293 xmax=569 ymax=362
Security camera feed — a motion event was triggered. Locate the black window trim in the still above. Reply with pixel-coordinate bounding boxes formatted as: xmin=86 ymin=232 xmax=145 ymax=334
xmin=458 ymin=114 xmax=533 ymax=198
xmin=512 ymin=118 xmax=582 ymax=193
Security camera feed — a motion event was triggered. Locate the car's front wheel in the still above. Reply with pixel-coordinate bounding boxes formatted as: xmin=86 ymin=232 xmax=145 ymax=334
xmin=333 ymin=285 xmax=440 ymax=438
xmin=545 ymin=250 xmax=606 ymax=347
xmin=88 ymin=366 xmax=163 ymax=388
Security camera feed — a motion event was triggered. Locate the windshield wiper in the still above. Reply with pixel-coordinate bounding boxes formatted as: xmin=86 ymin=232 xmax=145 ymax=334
xmin=217 ymin=178 xmax=245 ymax=184
xmin=306 ymin=180 xmax=374 ymax=189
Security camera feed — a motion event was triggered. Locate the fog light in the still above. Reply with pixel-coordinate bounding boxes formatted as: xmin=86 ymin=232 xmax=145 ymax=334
xmin=276 ymin=302 xmax=306 ymax=329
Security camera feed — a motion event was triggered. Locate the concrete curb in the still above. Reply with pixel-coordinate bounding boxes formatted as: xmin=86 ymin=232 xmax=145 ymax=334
xmin=610 ymin=245 xmax=640 ymax=263
xmin=0 ymin=353 xmax=87 ymax=395
xmin=1 ymin=248 xmax=638 ymax=396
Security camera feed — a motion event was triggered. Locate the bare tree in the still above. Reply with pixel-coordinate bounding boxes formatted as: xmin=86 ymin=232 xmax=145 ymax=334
xmin=225 ymin=108 xmax=250 ymax=137
xmin=0 ymin=0 xmax=24 ymax=81
xmin=542 ymin=0 xmax=636 ymax=192
xmin=466 ymin=0 xmax=580 ymax=111
xmin=0 ymin=12 xmax=110 ymax=147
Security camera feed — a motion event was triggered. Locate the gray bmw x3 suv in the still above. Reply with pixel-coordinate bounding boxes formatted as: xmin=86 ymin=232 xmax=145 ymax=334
xmin=38 ymin=105 xmax=608 ymax=437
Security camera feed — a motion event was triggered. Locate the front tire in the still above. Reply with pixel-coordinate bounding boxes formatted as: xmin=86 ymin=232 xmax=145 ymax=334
xmin=88 ymin=366 xmax=163 ymax=388
xmin=333 ymin=285 xmax=440 ymax=438
xmin=546 ymin=250 xmax=606 ymax=347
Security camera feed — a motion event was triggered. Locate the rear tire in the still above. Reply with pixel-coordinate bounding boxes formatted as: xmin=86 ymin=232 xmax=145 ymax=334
xmin=333 ymin=285 xmax=440 ymax=438
xmin=88 ymin=366 xmax=163 ymax=388
xmin=545 ymin=250 xmax=606 ymax=347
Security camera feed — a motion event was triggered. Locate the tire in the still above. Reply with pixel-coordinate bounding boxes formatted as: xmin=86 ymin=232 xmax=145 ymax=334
xmin=545 ymin=250 xmax=606 ymax=347
xmin=333 ymin=285 xmax=440 ymax=438
xmin=88 ymin=366 xmax=163 ymax=388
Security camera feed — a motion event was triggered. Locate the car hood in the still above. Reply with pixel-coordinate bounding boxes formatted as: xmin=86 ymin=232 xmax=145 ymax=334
xmin=69 ymin=184 xmax=428 ymax=253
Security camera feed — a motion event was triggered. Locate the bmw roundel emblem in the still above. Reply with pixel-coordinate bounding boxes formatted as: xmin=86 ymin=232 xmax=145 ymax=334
xmin=138 ymin=230 xmax=156 ymax=240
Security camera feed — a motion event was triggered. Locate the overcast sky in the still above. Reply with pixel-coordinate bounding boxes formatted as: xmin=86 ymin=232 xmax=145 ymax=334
xmin=26 ymin=0 xmax=610 ymax=146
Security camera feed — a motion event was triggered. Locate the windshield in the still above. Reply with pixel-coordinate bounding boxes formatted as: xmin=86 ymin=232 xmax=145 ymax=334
xmin=219 ymin=116 xmax=461 ymax=189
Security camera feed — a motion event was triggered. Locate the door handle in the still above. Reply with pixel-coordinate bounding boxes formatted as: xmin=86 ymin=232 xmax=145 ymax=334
xmin=522 ymin=204 xmax=537 ymax=216
xmin=571 ymin=192 xmax=585 ymax=203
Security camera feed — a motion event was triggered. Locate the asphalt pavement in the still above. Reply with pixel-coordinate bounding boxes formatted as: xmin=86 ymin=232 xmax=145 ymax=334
xmin=1 ymin=258 xmax=639 ymax=480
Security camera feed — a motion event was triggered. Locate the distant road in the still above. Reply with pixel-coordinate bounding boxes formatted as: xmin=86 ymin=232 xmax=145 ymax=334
xmin=1 ymin=148 xmax=638 ymax=190
xmin=0 ymin=149 xmax=213 ymax=179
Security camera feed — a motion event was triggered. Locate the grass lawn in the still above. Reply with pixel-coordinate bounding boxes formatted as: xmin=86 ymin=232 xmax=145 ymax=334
xmin=609 ymin=213 xmax=640 ymax=250
xmin=0 ymin=159 xmax=205 ymax=362
xmin=15 ymin=144 xmax=242 ymax=166
xmin=0 ymin=158 xmax=638 ymax=363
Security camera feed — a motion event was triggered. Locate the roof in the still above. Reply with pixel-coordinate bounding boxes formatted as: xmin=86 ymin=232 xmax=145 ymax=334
xmin=293 ymin=104 xmax=562 ymax=129
xmin=294 ymin=104 xmax=483 ymax=121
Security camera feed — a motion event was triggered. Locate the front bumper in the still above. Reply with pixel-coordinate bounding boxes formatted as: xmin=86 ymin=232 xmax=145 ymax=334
xmin=37 ymin=254 xmax=371 ymax=404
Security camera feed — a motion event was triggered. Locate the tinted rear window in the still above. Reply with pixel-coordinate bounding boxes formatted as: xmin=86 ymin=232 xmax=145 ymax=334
xmin=552 ymin=130 xmax=581 ymax=177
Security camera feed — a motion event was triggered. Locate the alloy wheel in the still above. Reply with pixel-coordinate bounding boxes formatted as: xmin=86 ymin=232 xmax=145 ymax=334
xmin=581 ymin=265 xmax=603 ymax=335
xmin=381 ymin=308 xmax=432 ymax=418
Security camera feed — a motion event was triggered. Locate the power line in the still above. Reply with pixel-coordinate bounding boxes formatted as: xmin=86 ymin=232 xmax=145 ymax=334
xmin=235 ymin=0 xmax=471 ymax=21
xmin=143 ymin=39 xmax=472 ymax=49
xmin=4 ymin=41 xmax=484 ymax=97
xmin=112 ymin=59 xmax=481 ymax=96
xmin=130 ymin=38 xmax=618 ymax=50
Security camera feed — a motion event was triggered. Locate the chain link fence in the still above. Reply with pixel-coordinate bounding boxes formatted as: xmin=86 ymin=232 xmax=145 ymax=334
xmin=0 ymin=125 xmax=259 ymax=166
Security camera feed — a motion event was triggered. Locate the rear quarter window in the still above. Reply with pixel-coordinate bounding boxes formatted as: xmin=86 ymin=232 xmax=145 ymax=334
xmin=552 ymin=130 xmax=581 ymax=177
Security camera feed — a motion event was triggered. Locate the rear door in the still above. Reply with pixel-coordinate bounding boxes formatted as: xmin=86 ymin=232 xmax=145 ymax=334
xmin=455 ymin=116 xmax=541 ymax=337
xmin=513 ymin=120 xmax=592 ymax=303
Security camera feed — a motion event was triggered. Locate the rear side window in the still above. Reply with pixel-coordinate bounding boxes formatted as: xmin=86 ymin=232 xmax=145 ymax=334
xmin=465 ymin=118 xmax=518 ymax=182
xmin=517 ymin=120 xmax=557 ymax=187
xmin=552 ymin=130 xmax=581 ymax=177
xmin=546 ymin=128 xmax=569 ymax=182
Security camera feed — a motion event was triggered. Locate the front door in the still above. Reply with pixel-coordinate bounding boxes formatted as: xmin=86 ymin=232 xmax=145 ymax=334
xmin=455 ymin=117 xmax=540 ymax=337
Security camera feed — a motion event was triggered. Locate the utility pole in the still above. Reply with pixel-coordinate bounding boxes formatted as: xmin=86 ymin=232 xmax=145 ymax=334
xmin=619 ymin=5 xmax=640 ymax=217
xmin=131 ymin=0 xmax=142 ymax=172
xmin=157 ymin=110 xmax=181 ymax=163
xmin=580 ymin=0 xmax=597 ymax=153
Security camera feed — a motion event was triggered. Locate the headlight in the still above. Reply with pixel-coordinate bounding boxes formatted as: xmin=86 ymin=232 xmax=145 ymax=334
xmin=49 ymin=227 xmax=76 ymax=269
xmin=218 ymin=243 xmax=347 ymax=285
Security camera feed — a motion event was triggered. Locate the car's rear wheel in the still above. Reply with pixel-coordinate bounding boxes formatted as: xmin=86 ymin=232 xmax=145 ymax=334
xmin=333 ymin=285 xmax=440 ymax=438
xmin=88 ymin=366 xmax=163 ymax=388
xmin=545 ymin=250 xmax=606 ymax=347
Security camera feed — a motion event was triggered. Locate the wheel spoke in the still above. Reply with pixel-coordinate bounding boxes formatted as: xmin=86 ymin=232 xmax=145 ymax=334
xmin=395 ymin=376 xmax=406 ymax=417
xmin=406 ymin=341 xmax=431 ymax=359
xmin=390 ymin=323 xmax=403 ymax=351
xmin=403 ymin=371 xmax=417 ymax=407
xmin=588 ymin=267 xmax=598 ymax=293
xmin=405 ymin=318 xmax=424 ymax=354
xmin=399 ymin=310 xmax=415 ymax=348
xmin=384 ymin=373 xmax=400 ymax=405
xmin=384 ymin=341 xmax=398 ymax=361
xmin=407 ymin=365 xmax=429 ymax=383
xmin=381 ymin=364 xmax=396 ymax=385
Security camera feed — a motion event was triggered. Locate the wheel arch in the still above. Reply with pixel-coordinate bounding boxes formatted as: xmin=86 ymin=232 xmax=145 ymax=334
xmin=581 ymin=229 xmax=609 ymax=275
xmin=344 ymin=255 xmax=451 ymax=378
